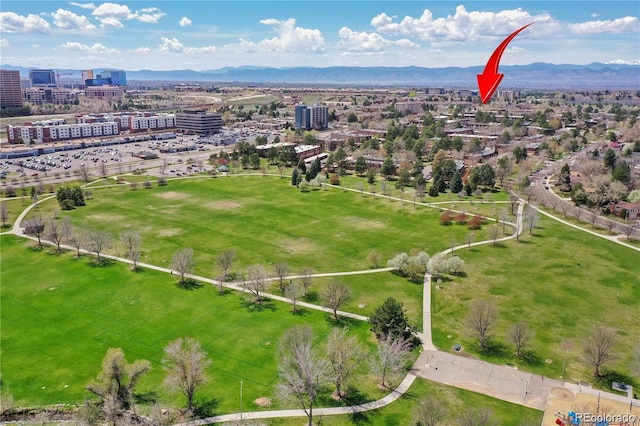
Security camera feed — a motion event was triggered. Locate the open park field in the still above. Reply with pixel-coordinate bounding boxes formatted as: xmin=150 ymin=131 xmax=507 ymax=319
xmin=2 ymin=173 xmax=639 ymax=422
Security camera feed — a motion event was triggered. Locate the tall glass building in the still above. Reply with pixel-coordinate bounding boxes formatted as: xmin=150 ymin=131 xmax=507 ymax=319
xmin=29 ymin=69 xmax=56 ymax=86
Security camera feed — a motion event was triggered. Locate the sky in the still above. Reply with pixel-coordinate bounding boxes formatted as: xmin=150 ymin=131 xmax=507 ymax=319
xmin=0 ymin=1 xmax=639 ymax=71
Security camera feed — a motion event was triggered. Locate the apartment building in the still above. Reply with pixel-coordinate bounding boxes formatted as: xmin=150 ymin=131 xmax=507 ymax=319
xmin=0 ymin=69 xmax=23 ymax=108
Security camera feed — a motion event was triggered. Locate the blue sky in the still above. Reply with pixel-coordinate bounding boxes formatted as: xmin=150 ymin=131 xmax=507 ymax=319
xmin=1 ymin=1 xmax=638 ymax=71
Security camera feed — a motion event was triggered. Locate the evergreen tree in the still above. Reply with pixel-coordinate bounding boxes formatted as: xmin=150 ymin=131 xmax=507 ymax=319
xmin=297 ymin=158 xmax=307 ymax=174
xmin=354 ymin=156 xmax=367 ymax=175
xmin=449 ymin=170 xmax=463 ymax=193
xmin=291 ymin=169 xmax=300 ymax=187
xmin=559 ymin=163 xmax=571 ymax=191
xmin=604 ymin=148 xmax=617 ymax=170
xmin=428 ymin=184 xmax=439 ymax=197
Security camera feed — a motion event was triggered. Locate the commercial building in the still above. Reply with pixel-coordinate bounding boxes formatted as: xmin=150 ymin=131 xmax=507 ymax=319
xmin=81 ymin=70 xmax=94 ymax=82
xmin=85 ymin=78 xmax=112 ymax=87
xmin=395 ymin=101 xmax=423 ymax=115
xmin=0 ymin=69 xmax=24 ymax=108
xmin=23 ymin=87 xmax=80 ymax=105
xmin=175 ymin=109 xmax=222 ymax=134
xmin=100 ymin=70 xmax=127 ymax=86
xmin=29 ymin=69 xmax=56 ymax=86
xmin=84 ymin=86 xmax=125 ymax=101
xmin=294 ymin=103 xmax=328 ymax=130
xmin=75 ymin=112 xmax=176 ymax=133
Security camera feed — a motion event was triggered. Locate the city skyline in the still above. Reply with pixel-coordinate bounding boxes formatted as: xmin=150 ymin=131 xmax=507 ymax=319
xmin=0 ymin=1 xmax=639 ymax=71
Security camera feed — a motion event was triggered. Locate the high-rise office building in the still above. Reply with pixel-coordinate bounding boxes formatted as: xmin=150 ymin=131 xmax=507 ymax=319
xmin=295 ymin=104 xmax=328 ymax=130
xmin=175 ymin=109 xmax=222 ymax=134
xmin=0 ymin=69 xmax=24 ymax=108
xmin=29 ymin=69 xmax=56 ymax=86
xmin=81 ymin=70 xmax=94 ymax=82
xmin=101 ymin=70 xmax=127 ymax=86
xmin=295 ymin=104 xmax=309 ymax=130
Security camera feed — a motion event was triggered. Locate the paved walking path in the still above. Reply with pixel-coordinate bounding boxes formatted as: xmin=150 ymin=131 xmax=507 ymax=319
xmin=3 ymin=181 xmax=636 ymax=424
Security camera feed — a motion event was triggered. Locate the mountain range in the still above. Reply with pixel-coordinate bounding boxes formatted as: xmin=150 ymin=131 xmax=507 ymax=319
xmin=2 ymin=63 xmax=638 ymax=89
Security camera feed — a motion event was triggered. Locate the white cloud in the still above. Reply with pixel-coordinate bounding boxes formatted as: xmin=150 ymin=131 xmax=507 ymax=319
xmin=52 ymin=8 xmax=96 ymax=30
xmin=130 ymin=46 xmax=151 ymax=53
xmin=179 ymin=17 xmax=192 ymax=27
xmin=61 ymin=41 xmax=120 ymax=54
xmin=33 ymin=44 xmax=40 ymax=48
xmin=0 ymin=38 xmax=9 ymax=48
xmin=0 ymin=12 xmax=51 ymax=33
xmin=371 ymin=5 xmax=559 ymax=42
xmin=591 ymin=13 xmax=600 ymax=18
xmin=68 ymin=2 xmax=96 ymax=9
xmin=158 ymin=37 xmax=216 ymax=54
xmin=91 ymin=2 xmax=165 ymax=27
xmin=568 ymin=16 xmax=639 ymax=34
xmin=337 ymin=27 xmax=418 ymax=52
xmin=606 ymin=59 xmax=640 ymax=65
xmin=223 ymin=18 xmax=324 ymax=53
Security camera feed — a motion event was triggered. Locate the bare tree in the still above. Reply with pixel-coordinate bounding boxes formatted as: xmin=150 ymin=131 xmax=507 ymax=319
xmin=120 ymin=230 xmax=142 ymax=270
xmin=216 ymin=250 xmax=235 ymax=283
xmin=0 ymin=203 xmax=8 ymax=227
xmin=243 ymin=264 xmax=268 ymax=303
xmin=299 ymin=268 xmax=313 ymax=295
xmin=414 ymin=395 xmax=448 ymax=426
xmin=499 ymin=207 xmax=509 ymax=232
xmin=129 ymin=181 xmax=139 ymax=191
xmin=277 ymin=326 xmax=327 ymax=426
xmin=370 ymin=334 xmax=411 ymax=388
xmin=87 ymin=230 xmax=111 ymax=263
xmin=321 ymin=279 xmax=351 ymax=320
xmin=466 ymin=300 xmax=497 ymax=351
xmin=24 ymin=215 xmax=45 ymax=247
xmin=68 ymin=226 xmax=86 ymax=257
xmin=285 ymin=282 xmax=304 ymax=313
xmin=324 ymin=327 xmax=364 ymax=399
xmin=524 ymin=205 xmax=540 ymax=236
xmin=574 ymin=207 xmax=583 ymax=222
xmin=457 ymin=407 xmax=496 ymax=426
xmin=46 ymin=217 xmax=64 ymax=253
xmin=162 ymin=337 xmax=211 ymax=412
xmin=274 ymin=262 xmax=290 ymax=293
xmin=607 ymin=218 xmax=616 ymax=234
xmin=86 ymin=348 xmax=151 ymax=423
xmin=79 ymin=164 xmax=90 ymax=182
xmin=561 ymin=203 xmax=570 ymax=218
xmin=583 ymin=326 xmax=617 ymax=377
xmin=465 ymin=232 xmax=476 ymax=249
xmin=625 ymin=224 xmax=636 ymax=241
xmin=488 ymin=224 xmax=501 ymax=245
xmin=367 ymin=250 xmax=382 ymax=268
xmin=508 ymin=322 xmax=532 ymax=357
xmin=171 ymin=248 xmax=194 ymax=284
xmin=589 ymin=210 xmax=598 ymax=228
xmin=100 ymin=162 xmax=108 ymax=179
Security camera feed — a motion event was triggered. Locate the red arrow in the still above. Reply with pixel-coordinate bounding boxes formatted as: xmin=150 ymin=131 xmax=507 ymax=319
xmin=477 ymin=22 xmax=534 ymax=104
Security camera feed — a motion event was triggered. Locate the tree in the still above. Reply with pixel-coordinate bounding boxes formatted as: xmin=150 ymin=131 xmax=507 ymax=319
xmin=465 ymin=232 xmax=476 ymax=249
xmin=457 ymin=407 xmax=496 ymax=426
xmin=466 ymin=300 xmax=497 ymax=351
xmin=277 ymin=326 xmax=327 ymax=426
xmin=427 ymin=252 xmax=449 ymax=279
xmin=217 ymin=250 xmax=235 ymax=284
xmin=291 ymin=168 xmax=301 ymax=187
xmin=68 ymin=226 xmax=86 ymax=257
xmin=46 ymin=217 xmax=64 ymax=253
xmin=488 ymin=224 xmax=501 ymax=245
xmin=371 ymin=334 xmax=411 ymax=388
xmin=369 ymin=297 xmax=415 ymax=343
xmin=354 ymin=156 xmax=367 ymax=175
xmin=367 ymin=250 xmax=382 ymax=268
xmin=24 ymin=215 xmax=45 ymax=247
xmin=299 ymin=268 xmax=313 ymax=295
xmin=87 ymin=230 xmax=111 ymax=262
xmin=414 ymin=395 xmax=448 ymax=426
xmin=321 ymin=279 xmax=351 ymax=320
xmin=604 ymin=148 xmax=617 ymax=170
xmin=524 ymin=205 xmax=540 ymax=236
xmin=162 ymin=337 xmax=211 ymax=412
xmin=449 ymin=169 xmax=463 ymax=193
xmin=366 ymin=168 xmax=377 ymax=186
xmin=583 ymin=326 xmax=616 ymax=377
xmin=86 ymin=348 xmax=151 ymax=423
xmin=172 ymin=247 xmax=194 ymax=284
xmin=120 ymin=230 xmax=142 ymax=270
xmin=508 ymin=322 xmax=532 ymax=357
xmin=0 ymin=202 xmax=8 ymax=227
xmin=274 ymin=262 xmax=290 ymax=293
xmin=324 ymin=327 xmax=364 ymax=399
xmin=381 ymin=156 xmax=396 ymax=180
xmin=387 ymin=252 xmax=409 ymax=271
xmin=243 ymin=264 xmax=268 ymax=303
xmin=559 ymin=163 xmax=572 ymax=192
xmin=285 ymin=282 xmax=304 ymax=313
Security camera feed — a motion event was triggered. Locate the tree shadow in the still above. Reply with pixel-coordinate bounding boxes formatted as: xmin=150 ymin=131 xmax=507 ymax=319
xmin=325 ymin=316 xmax=361 ymax=328
xmin=517 ymin=239 xmax=533 ymax=245
xmin=192 ymin=397 xmax=220 ymax=418
xmin=176 ymin=278 xmax=202 ymax=290
xmin=595 ymin=369 xmax=637 ymax=391
xmin=87 ymin=258 xmax=114 ymax=268
xmin=340 ymin=386 xmax=371 ymax=425
xmin=517 ymin=350 xmax=542 ymax=367
xmin=134 ymin=391 xmax=159 ymax=404
xmin=291 ymin=307 xmax=311 ymax=316
xmin=240 ymin=297 xmax=277 ymax=312
xmin=478 ymin=340 xmax=509 ymax=358
xmin=303 ymin=291 xmax=319 ymax=303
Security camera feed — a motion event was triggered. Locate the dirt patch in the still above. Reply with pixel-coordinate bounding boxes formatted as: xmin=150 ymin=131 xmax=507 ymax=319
xmin=205 ymin=200 xmax=242 ymax=210
xmin=253 ymin=397 xmax=271 ymax=407
xmin=86 ymin=213 xmax=126 ymax=222
xmin=156 ymin=191 xmax=189 ymax=200
xmin=158 ymin=228 xmax=181 ymax=237
xmin=278 ymin=237 xmax=318 ymax=253
xmin=550 ymin=387 xmax=575 ymax=401
xmin=344 ymin=216 xmax=386 ymax=230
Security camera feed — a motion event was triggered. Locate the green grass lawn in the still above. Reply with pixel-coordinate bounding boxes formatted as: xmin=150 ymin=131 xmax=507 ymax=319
xmin=25 ymin=176 xmax=473 ymax=276
xmin=267 ymin=377 xmax=543 ymax=426
xmin=0 ymin=235 xmax=386 ymax=412
xmin=432 ymin=216 xmax=640 ymax=384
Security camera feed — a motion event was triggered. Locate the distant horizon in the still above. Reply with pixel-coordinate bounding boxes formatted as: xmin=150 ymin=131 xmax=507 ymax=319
xmin=1 ymin=1 xmax=638 ymax=71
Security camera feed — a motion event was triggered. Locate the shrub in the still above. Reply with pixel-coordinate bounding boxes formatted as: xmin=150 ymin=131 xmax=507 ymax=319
xmin=329 ymin=173 xmax=340 ymax=185
xmin=157 ymin=177 xmax=168 ymax=186
xmin=439 ymin=210 xmax=454 ymax=226
xmin=454 ymin=212 xmax=468 ymax=225
xmin=467 ymin=215 xmax=485 ymax=230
